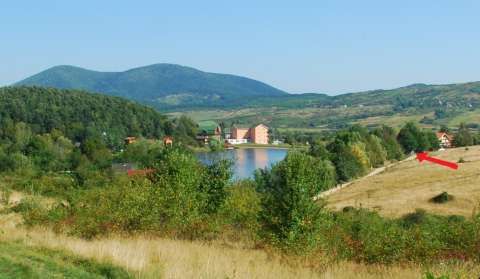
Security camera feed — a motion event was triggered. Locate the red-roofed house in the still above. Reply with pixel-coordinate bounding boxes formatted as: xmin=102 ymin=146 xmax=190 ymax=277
xmin=436 ymin=132 xmax=454 ymax=148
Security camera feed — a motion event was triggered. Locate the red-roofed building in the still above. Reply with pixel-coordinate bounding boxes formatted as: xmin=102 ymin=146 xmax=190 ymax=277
xmin=163 ymin=136 xmax=173 ymax=146
xmin=436 ymin=132 xmax=454 ymax=148
xmin=127 ymin=168 xmax=154 ymax=177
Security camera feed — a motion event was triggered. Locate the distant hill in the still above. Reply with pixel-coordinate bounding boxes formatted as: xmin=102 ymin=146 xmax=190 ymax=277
xmin=16 ymin=64 xmax=288 ymax=109
xmin=170 ymin=81 xmax=480 ymax=131
xmin=14 ymin=64 xmax=480 ymax=130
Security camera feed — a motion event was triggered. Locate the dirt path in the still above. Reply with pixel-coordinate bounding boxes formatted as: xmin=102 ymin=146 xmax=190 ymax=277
xmin=314 ymin=155 xmax=415 ymax=200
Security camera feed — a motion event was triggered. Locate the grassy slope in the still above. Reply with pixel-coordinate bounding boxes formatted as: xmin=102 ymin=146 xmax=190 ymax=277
xmin=0 ymin=241 xmax=130 ymax=279
xmin=0 ymin=216 xmax=478 ymax=279
xmin=1 ymin=190 xmax=479 ymax=277
xmin=167 ymin=82 xmax=480 ymax=131
xmin=327 ymin=146 xmax=480 ymax=218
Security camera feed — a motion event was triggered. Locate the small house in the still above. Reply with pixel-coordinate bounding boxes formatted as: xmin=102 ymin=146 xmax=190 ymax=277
xmin=436 ymin=132 xmax=454 ymax=148
xmin=223 ymin=127 xmax=232 ymax=139
xmin=124 ymin=136 xmax=137 ymax=145
xmin=163 ymin=136 xmax=173 ymax=146
xmin=197 ymin=121 xmax=222 ymax=144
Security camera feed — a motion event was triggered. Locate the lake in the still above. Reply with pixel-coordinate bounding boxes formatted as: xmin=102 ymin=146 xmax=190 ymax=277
xmin=196 ymin=148 xmax=288 ymax=179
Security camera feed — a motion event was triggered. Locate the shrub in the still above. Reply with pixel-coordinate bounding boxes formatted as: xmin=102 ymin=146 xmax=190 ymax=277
xmin=401 ymin=209 xmax=428 ymax=227
xmin=219 ymin=180 xmax=261 ymax=237
xmin=39 ymin=148 xmax=233 ymax=239
xmin=320 ymin=208 xmax=480 ymax=264
xmin=430 ymin=192 xmax=454 ymax=204
xmin=201 ymin=159 xmax=233 ymax=214
xmin=12 ymin=197 xmax=49 ymax=227
xmin=0 ymin=185 xmax=12 ymax=205
xmin=255 ymin=151 xmax=335 ymax=252
xmin=454 ymin=123 xmax=473 ymax=147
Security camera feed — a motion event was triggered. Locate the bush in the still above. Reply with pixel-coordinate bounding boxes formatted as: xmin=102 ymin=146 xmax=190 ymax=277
xmin=36 ymin=148 xmax=233 ymax=239
xmin=201 ymin=159 xmax=233 ymax=214
xmin=320 ymin=208 xmax=480 ymax=264
xmin=430 ymin=192 xmax=454 ymax=204
xmin=219 ymin=180 xmax=261 ymax=238
xmin=454 ymin=123 xmax=473 ymax=147
xmin=12 ymin=197 xmax=49 ymax=227
xmin=255 ymin=151 xmax=335 ymax=252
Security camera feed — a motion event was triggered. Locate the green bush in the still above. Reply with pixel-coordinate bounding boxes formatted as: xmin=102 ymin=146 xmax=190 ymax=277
xmin=320 ymin=208 xmax=480 ymax=264
xmin=255 ymin=151 xmax=336 ymax=252
xmin=220 ymin=180 xmax=261 ymax=234
xmin=430 ymin=192 xmax=454 ymax=204
xmin=33 ymin=148 xmax=233 ymax=240
xmin=11 ymin=197 xmax=49 ymax=227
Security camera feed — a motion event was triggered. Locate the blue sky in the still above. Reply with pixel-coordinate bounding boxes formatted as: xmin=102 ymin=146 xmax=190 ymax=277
xmin=2 ymin=0 xmax=479 ymax=94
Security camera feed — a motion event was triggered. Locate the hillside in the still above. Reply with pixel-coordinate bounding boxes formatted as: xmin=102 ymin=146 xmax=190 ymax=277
xmin=326 ymin=146 xmax=480 ymax=217
xmin=0 ymin=86 xmax=172 ymax=146
xmin=172 ymin=81 xmax=480 ymax=131
xmin=15 ymin=64 xmax=288 ymax=109
xmin=14 ymin=64 xmax=480 ymax=130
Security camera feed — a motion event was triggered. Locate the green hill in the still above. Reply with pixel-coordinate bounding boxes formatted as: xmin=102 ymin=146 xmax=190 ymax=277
xmin=16 ymin=64 xmax=288 ymax=109
xmin=172 ymin=81 xmax=480 ymax=131
xmin=0 ymin=86 xmax=173 ymax=146
xmin=14 ymin=64 xmax=480 ymax=130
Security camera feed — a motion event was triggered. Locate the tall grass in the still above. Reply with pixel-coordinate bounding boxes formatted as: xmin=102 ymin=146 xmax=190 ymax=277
xmin=1 ymin=214 xmax=479 ymax=279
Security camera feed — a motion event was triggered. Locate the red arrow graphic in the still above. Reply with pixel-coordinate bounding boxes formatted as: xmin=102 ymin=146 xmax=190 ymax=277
xmin=416 ymin=152 xmax=458 ymax=170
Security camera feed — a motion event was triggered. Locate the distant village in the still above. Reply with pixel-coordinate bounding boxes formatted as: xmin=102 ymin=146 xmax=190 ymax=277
xmin=124 ymin=122 xmax=457 ymax=150
xmin=196 ymin=121 xmax=282 ymax=146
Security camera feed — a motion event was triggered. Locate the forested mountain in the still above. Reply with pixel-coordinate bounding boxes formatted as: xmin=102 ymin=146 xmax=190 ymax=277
xmin=16 ymin=64 xmax=288 ymax=109
xmin=14 ymin=64 xmax=480 ymax=131
xmin=15 ymin=64 xmax=480 ymax=112
xmin=0 ymin=86 xmax=176 ymax=147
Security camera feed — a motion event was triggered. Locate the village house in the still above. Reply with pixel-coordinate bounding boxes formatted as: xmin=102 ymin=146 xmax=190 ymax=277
xmin=228 ymin=124 xmax=269 ymax=145
xmin=197 ymin=121 xmax=222 ymax=144
xmin=436 ymin=132 xmax=454 ymax=148
xmin=124 ymin=136 xmax=137 ymax=145
xmin=163 ymin=136 xmax=173 ymax=146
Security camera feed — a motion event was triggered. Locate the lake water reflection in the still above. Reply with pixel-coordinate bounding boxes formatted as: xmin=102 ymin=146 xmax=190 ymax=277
xmin=196 ymin=148 xmax=288 ymax=179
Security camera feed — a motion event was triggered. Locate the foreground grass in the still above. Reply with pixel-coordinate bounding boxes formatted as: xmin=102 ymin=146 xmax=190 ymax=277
xmin=1 ymin=213 xmax=479 ymax=278
xmin=327 ymin=146 xmax=480 ymax=217
xmin=0 ymin=240 xmax=130 ymax=279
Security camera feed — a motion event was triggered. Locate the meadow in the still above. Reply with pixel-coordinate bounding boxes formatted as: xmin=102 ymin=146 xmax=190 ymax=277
xmin=0 ymin=210 xmax=479 ymax=278
xmin=327 ymin=146 xmax=480 ymax=217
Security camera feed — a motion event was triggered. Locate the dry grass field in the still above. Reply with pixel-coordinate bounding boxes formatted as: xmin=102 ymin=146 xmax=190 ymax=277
xmin=327 ymin=146 xmax=480 ymax=218
xmin=0 ymin=213 xmax=478 ymax=279
xmin=1 ymin=191 xmax=479 ymax=278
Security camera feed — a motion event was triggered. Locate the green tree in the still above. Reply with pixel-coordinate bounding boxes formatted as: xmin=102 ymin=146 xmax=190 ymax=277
xmin=309 ymin=140 xmax=330 ymax=160
xmin=150 ymin=148 xmax=207 ymax=233
xmin=424 ymin=130 xmax=440 ymax=150
xmin=255 ymin=152 xmax=335 ymax=251
xmin=201 ymin=160 xmax=232 ymax=213
xmin=373 ymin=125 xmax=403 ymax=160
xmin=397 ymin=122 xmax=425 ymax=153
xmin=327 ymin=131 xmax=369 ymax=182
xmin=364 ymin=134 xmax=387 ymax=167
xmin=453 ymin=123 xmax=473 ymax=147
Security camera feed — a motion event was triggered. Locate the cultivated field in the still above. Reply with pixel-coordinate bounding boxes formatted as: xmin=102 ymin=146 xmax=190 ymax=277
xmin=327 ymin=146 xmax=480 ymax=217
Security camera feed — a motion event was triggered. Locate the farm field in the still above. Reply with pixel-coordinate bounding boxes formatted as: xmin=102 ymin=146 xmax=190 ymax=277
xmin=167 ymin=106 xmax=480 ymax=134
xmin=327 ymin=146 xmax=480 ymax=218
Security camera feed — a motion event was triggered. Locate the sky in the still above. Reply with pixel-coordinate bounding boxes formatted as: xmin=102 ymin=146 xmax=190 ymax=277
xmin=2 ymin=0 xmax=479 ymax=94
